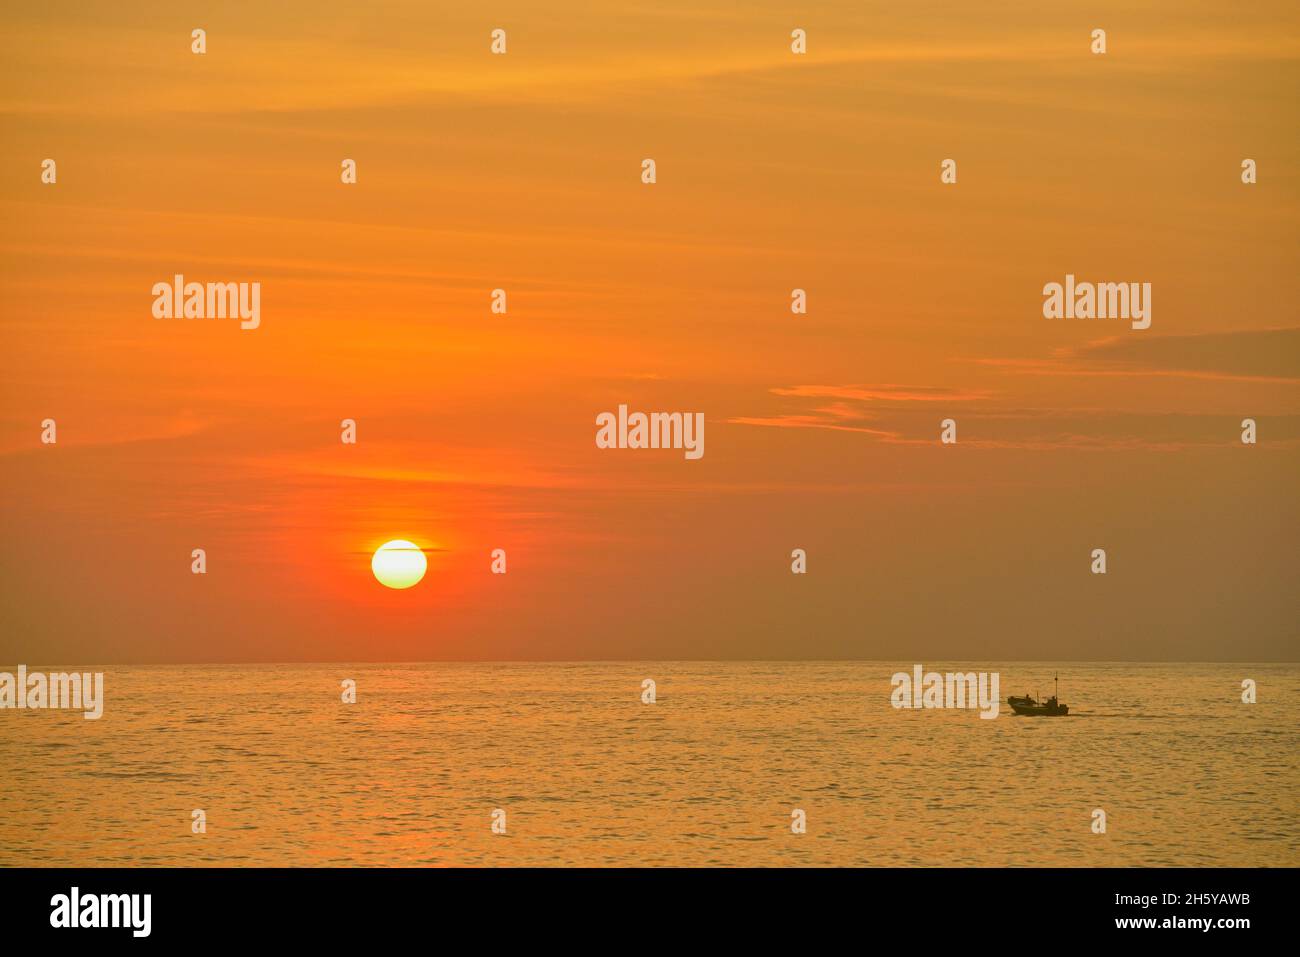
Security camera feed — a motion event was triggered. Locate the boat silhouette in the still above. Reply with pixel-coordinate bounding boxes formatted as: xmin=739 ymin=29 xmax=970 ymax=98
xmin=1007 ymin=673 xmax=1069 ymax=716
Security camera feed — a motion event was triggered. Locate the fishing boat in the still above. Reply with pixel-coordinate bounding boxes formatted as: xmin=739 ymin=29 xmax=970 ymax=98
xmin=1007 ymin=673 xmax=1069 ymax=716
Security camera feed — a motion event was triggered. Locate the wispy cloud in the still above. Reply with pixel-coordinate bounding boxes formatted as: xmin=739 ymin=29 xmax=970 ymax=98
xmin=770 ymin=384 xmax=992 ymax=403
xmin=974 ymin=328 xmax=1300 ymax=384
xmin=728 ymin=383 xmax=987 ymax=439
xmin=728 ymin=373 xmax=1300 ymax=451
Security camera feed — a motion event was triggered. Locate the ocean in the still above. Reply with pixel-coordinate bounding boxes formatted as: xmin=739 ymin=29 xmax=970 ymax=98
xmin=1 ymin=662 xmax=1295 ymax=866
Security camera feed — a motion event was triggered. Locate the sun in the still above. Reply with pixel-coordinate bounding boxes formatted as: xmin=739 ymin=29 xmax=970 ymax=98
xmin=371 ymin=540 xmax=428 ymax=589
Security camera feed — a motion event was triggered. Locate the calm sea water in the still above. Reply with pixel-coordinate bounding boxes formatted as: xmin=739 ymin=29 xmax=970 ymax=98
xmin=1 ymin=662 xmax=1296 ymax=866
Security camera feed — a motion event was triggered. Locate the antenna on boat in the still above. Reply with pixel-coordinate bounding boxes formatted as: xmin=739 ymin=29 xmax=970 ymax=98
xmin=1055 ymin=672 xmax=1059 ymax=700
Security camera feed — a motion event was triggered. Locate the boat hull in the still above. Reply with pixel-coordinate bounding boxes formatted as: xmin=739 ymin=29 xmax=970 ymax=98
xmin=1008 ymin=701 xmax=1068 ymax=716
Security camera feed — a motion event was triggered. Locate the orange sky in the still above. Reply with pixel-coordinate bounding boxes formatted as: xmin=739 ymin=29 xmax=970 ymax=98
xmin=2 ymin=1 xmax=1297 ymax=662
